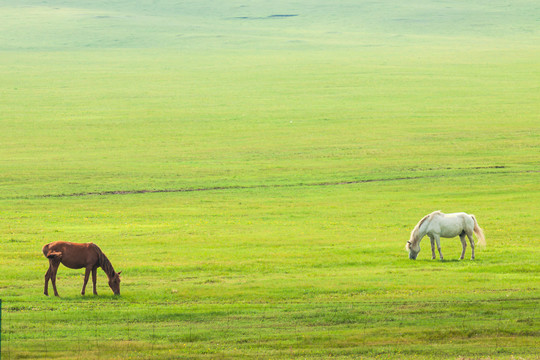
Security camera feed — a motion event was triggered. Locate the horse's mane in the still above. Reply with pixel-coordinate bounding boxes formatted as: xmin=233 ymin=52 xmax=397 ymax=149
xmin=409 ymin=211 xmax=442 ymax=246
xmin=94 ymin=244 xmax=116 ymax=279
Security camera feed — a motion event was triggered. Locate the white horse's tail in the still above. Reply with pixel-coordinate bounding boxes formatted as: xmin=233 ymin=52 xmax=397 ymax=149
xmin=471 ymin=215 xmax=486 ymax=247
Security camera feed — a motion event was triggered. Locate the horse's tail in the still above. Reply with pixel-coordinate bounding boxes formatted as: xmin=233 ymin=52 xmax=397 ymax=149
xmin=42 ymin=244 xmax=50 ymax=258
xmin=42 ymin=243 xmax=62 ymax=260
xmin=471 ymin=215 xmax=486 ymax=247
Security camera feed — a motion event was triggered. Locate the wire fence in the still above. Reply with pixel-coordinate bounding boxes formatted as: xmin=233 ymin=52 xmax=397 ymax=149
xmin=1 ymin=297 xmax=539 ymax=359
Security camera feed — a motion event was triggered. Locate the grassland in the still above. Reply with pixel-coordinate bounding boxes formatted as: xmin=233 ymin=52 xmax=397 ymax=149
xmin=1 ymin=1 xmax=539 ymax=359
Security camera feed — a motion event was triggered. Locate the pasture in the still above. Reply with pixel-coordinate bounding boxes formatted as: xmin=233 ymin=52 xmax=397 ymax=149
xmin=1 ymin=0 xmax=539 ymax=358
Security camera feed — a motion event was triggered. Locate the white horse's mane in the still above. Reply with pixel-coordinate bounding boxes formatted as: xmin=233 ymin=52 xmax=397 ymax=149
xmin=409 ymin=210 xmax=442 ymax=246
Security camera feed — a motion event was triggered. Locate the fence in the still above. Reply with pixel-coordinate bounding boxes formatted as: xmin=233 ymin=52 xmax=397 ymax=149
xmin=0 ymin=297 xmax=538 ymax=359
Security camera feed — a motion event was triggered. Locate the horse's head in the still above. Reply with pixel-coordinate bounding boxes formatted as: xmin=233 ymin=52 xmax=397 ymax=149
xmin=406 ymin=240 xmax=420 ymax=260
xmin=108 ymin=271 xmax=122 ymax=295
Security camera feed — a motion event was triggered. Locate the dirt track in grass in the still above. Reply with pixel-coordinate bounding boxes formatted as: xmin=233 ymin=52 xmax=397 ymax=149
xmin=17 ymin=165 xmax=525 ymax=200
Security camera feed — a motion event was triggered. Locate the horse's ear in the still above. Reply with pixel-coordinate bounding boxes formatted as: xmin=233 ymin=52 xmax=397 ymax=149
xmin=117 ymin=271 xmax=122 ymax=275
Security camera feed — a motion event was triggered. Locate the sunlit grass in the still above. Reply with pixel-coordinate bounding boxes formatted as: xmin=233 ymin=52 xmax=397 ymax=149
xmin=1 ymin=0 xmax=539 ymax=358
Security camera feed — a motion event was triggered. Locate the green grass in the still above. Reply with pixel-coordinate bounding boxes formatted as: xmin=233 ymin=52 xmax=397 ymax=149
xmin=1 ymin=0 xmax=539 ymax=358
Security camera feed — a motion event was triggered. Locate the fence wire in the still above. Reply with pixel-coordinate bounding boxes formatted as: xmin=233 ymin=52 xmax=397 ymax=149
xmin=1 ymin=298 xmax=539 ymax=359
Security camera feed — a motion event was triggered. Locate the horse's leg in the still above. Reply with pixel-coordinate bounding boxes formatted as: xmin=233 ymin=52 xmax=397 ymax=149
xmin=50 ymin=260 xmax=60 ymax=297
xmin=467 ymin=232 xmax=475 ymax=260
xmin=81 ymin=267 xmax=92 ymax=295
xmin=429 ymin=236 xmax=436 ymax=260
xmin=459 ymin=233 xmax=467 ymax=260
xmin=434 ymin=235 xmax=443 ymax=260
xmin=44 ymin=263 xmax=52 ymax=296
xmin=92 ymin=267 xmax=98 ymax=295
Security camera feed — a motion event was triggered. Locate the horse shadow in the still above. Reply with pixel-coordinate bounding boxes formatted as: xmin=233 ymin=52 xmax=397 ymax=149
xmin=412 ymin=258 xmax=483 ymax=264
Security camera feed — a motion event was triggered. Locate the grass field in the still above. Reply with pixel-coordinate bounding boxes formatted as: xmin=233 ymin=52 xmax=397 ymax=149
xmin=1 ymin=1 xmax=539 ymax=359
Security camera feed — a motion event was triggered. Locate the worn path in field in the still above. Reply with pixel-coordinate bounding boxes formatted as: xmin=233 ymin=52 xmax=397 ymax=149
xmin=4 ymin=165 xmax=529 ymax=200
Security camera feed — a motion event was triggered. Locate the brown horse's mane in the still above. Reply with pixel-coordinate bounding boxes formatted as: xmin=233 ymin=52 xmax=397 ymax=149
xmin=94 ymin=244 xmax=116 ymax=279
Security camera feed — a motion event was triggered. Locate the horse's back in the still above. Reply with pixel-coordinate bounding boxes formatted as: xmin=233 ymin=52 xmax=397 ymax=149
xmin=430 ymin=212 xmax=474 ymax=237
xmin=444 ymin=212 xmax=475 ymax=227
xmin=43 ymin=241 xmax=90 ymax=253
xmin=42 ymin=241 xmax=99 ymax=269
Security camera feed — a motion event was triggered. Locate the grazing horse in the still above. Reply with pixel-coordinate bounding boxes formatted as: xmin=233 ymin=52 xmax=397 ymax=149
xmin=406 ymin=211 xmax=486 ymax=260
xmin=43 ymin=241 xmax=121 ymax=296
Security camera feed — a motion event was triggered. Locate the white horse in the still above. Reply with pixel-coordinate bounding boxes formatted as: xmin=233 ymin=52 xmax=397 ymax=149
xmin=406 ymin=211 xmax=485 ymax=260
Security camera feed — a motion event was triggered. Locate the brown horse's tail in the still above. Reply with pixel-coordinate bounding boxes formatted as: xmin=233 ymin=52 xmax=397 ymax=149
xmin=471 ymin=215 xmax=486 ymax=247
xmin=42 ymin=243 xmax=62 ymax=260
xmin=42 ymin=244 xmax=50 ymax=257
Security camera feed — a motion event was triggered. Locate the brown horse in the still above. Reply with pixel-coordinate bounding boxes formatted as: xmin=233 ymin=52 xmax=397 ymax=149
xmin=43 ymin=241 xmax=121 ymax=296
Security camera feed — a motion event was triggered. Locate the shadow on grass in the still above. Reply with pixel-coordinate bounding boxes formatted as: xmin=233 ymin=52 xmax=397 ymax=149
xmin=408 ymin=258 xmax=484 ymax=264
